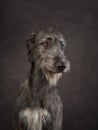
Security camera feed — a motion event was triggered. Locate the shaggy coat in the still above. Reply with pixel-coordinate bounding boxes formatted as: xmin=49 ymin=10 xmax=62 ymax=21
xmin=14 ymin=28 xmax=70 ymax=130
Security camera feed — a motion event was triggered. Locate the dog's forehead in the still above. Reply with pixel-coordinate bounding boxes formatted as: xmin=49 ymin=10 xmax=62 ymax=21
xmin=36 ymin=31 xmax=64 ymax=41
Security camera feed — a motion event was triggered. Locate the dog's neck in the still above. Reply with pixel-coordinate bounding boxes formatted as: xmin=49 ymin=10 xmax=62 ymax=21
xmin=29 ymin=63 xmax=52 ymax=94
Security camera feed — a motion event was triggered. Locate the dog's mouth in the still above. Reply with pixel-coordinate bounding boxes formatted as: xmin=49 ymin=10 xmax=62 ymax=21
xmin=44 ymin=67 xmax=65 ymax=74
xmin=44 ymin=68 xmax=58 ymax=74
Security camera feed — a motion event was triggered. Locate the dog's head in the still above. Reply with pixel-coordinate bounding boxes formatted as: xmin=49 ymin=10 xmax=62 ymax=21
xmin=26 ymin=27 xmax=70 ymax=85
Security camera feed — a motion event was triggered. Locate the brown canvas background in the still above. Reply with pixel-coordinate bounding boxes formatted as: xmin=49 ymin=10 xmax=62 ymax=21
xmin=0 ymin=0 xmax=98 ymax=130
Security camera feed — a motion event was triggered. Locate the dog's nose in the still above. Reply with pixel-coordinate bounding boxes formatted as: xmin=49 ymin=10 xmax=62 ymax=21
xmin=57 ymin=63 xmax=66 ymax=72
xmin=58 ymin=65 xmax=66 ymax=71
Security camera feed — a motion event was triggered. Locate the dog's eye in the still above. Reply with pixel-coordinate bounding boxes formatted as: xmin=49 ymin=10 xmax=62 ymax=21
xmin=60 ymin=41 xmax=64 ymax=50
xmin=41 ymin=41 xmax=50 ymax=49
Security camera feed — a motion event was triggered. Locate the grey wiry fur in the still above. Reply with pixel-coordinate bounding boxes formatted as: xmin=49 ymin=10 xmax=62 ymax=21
xmin=14 ymin=27 xmax=70 ymax=130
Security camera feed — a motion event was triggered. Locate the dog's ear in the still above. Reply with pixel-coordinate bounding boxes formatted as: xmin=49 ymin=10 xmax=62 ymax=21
xmin=26 ymin=32 xmax=37 ymax=50
xmin=26 ymin=32 xmax=37 ymax=63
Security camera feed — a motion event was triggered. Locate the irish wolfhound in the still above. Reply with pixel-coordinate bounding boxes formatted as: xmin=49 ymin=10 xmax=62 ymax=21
xmin=14 ymin=27 xmax=70 ymax=130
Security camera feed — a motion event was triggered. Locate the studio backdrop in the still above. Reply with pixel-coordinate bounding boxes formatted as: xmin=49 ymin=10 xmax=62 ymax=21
xmin=0 ymin=0 xmax=98 ymax=130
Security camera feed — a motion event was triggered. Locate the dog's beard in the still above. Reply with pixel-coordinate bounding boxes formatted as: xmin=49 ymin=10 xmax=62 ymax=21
xmin=39 ymin=59 xmax=62 ymax=86
xmin=64 ymin=61 xmax=70 ymax=72
xmin=44 ymin=69 xmax=62 ymax=86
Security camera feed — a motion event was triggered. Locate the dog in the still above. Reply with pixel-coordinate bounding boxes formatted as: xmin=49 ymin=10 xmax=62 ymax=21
xmin=14 ymin=27 xmax=70 ymax=130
